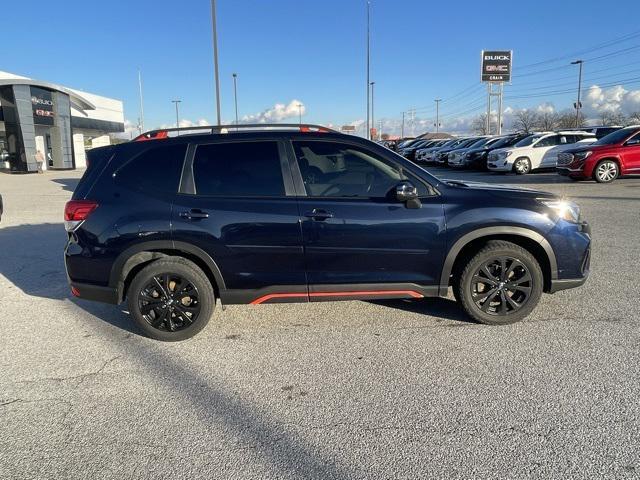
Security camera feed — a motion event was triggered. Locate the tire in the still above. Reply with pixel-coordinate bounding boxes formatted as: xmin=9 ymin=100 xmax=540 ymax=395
xmin=513 ymin=157 xmax=532 ymax=175
xmin=127 ymin=257 xmax=215 ymax=341
xmin=593 ymin=160 xmax=619 ymax=183
xmin=454 ymin=240 xmax=543 ymax=325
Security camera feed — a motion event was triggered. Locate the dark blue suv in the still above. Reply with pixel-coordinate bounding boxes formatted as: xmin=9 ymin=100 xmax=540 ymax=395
xmin=65 ymin=124 xmax=591 ymax=341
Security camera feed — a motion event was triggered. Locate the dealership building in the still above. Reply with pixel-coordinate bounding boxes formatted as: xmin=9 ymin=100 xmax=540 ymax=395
xmin=0 ymin=70 xmax=124 ymax=173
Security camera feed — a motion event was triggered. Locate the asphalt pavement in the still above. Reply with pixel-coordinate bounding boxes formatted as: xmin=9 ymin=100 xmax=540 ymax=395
xmin=1 ymin=167 xmax=639 ymax=479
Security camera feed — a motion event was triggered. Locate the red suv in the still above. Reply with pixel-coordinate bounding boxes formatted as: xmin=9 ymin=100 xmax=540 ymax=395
xmin=557 ymin=126 xmax=640 ymax=183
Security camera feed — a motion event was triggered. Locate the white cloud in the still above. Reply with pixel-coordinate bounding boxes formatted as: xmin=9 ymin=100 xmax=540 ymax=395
xmin=585 ymin=84 xmax=640 ymax=114
xmin=241 ymin=99 xmax=305 ymax=123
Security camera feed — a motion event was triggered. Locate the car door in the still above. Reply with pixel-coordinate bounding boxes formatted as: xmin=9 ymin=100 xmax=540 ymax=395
xmin=621 ymin=131 xmax=640 ymax=174
xmin=171 ymin=139 xmax=307 ymax=302
xmin=535 ymin=134 xmax=562 ymax=168
xmin=288 ymin=138 xmax=445 ymax=299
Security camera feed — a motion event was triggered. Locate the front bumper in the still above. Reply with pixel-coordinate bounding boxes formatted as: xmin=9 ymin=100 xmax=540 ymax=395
xmin=487 ymin=161 xmax=512 ymax=172
xmin=549 ymin=276 xmax=588 ymax=293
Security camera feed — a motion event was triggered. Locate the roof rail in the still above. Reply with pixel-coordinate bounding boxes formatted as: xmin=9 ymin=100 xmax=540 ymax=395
xmin=132 ymin=123 xmax=338 ymax=141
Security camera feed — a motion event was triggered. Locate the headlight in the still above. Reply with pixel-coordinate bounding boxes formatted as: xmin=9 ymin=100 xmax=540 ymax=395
xmin=540 ymin=199 xmax=581 ymax=223
xmin=505 ymin=151 xmax=513 ymax=157
xmin=574 ymin=151 xmax=592 ymax=160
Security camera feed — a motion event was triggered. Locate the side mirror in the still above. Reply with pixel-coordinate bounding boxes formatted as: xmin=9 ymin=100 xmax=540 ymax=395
xmin=395 ymin=181 xmax=421 ymax=209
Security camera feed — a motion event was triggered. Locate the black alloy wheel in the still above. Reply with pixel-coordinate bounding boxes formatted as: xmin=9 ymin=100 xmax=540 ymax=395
xmin=128 ymin=258 xmax=214 ymax=341
xmin=138 ymin=273 xmax=201 ymax=332
xmin=456 ymin=240 xmax=543 ymax=325
xmin=471 ymin=257 xmax=531 ymax=316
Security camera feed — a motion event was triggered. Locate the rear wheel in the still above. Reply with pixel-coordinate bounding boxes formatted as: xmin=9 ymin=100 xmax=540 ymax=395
xmin=513 ymin=157 xmax=532 ymax=175
xmin=127 ymin=258 xmax=215 ymax=341
xmin=593 ymin=160 xmax=619 ymax=183
xmin=455 ymin=241 xmax=543 ymax=325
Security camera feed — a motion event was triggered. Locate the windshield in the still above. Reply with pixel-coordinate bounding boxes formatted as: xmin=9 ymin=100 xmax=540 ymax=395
xmin=467 ymin=137 xmax=491 ymax=149
xmin=514 ymin=134 xmax=542 ymax=147
xmin=593 ymin=127 xmax=638 ymax=146
xmin=488 ymin=137 xmax=513 ymax=149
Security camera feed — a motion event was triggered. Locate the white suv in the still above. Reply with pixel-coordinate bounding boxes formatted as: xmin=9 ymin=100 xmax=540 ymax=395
xmin=487 ymin=131 xmax=596 ymax=174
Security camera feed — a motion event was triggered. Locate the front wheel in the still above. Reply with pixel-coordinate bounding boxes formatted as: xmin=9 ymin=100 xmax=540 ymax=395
xmin=593 ymin=160 xmax=619 ymax=183
xmin=455 ymin=241 xmax=543 ymax=325
xmin=127 ymin=258 xmax=215 ymax=341
xmin=513 ymin=157 xmax=532 ymax=175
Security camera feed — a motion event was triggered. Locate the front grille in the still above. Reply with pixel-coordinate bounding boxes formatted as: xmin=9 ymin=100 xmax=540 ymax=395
xmin=557 ymin=152 xmax=574 ymax=166
xmin=488 ymin=152 xmax=498 ymax=161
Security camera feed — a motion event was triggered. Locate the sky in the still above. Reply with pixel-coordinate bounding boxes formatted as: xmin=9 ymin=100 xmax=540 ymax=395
xmin=4 ymin=0 xmax=640 ymax=136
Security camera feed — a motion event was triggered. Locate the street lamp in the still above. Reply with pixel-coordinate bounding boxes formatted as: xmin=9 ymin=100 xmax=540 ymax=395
xmin=434 ymin=99 xmax=441 ymax=133
xmin=571 ymin=60 xmax=584 ymax=128
xmin=366 ymin=0 xmax=371 ymax=139
xmin=297 ymin=103 xmax=303 ymax=125
xmin=370 ymin=81 xmax=375 ymax=140
xmin=211 ymin=0 xmax=222 ymax=125
xmin=171 ymin=99 xmax=181 ymax=129
xmin=232 ymin=73 xmax=239 ymax=126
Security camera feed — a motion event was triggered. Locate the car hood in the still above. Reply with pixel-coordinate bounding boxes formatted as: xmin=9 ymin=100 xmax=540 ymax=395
xmin=442 ymin=179 xmax=556 ymax=199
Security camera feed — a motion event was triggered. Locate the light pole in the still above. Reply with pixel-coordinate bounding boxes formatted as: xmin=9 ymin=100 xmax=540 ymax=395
xmin=366 ymin=0 xmax=371 ymax=139
xmin=138 ymin=69 xmax=145 ymax=132
xmin=297 ymin=103 xmax=303 ymax=125
xmin=571 ymin=60 xmax=583 ymax=127
xmin=434 ymin=98 xmax=441 ymax=133
xmin=171 ymin=99 xmax=181 ymax=129
xmin=401 ymin=111 xmax=405 ymax=138
xmin=232 ymin=73 xmax=239 ymax=125
xmin=370 ymin=81 xmax=375 ymax=140
xmin=211 ymin=0 xmax=222 ymax=125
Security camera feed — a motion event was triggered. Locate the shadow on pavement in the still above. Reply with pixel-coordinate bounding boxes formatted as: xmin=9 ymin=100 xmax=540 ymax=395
xmin=369 ymin=297 xmax=477 ymax=325
xmin=1 ymin=225 xmax=360 ymax=478
xmin=51 ymin=178 xmax=80 ymax=192
xmin=0 ymin=222 xmax=140 ymax=335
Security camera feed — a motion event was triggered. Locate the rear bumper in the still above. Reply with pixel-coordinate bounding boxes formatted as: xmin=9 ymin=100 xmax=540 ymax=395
xmin=70 ymin=281 xmax=119 ymax=304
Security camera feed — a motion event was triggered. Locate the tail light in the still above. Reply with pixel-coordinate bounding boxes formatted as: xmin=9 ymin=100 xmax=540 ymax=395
xmin=64 ymin=200 xmax=98 ymax=232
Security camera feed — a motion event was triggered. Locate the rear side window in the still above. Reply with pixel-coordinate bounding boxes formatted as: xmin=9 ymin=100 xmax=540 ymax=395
xmin=115 ymin=144 xmax=187 ymax=193
xmin=193 ymin=141 xmax=284 ymax=197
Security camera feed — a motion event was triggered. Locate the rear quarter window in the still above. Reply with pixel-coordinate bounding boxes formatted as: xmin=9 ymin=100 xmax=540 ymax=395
xmin=114 ymin=144 xmax=187 ymax=193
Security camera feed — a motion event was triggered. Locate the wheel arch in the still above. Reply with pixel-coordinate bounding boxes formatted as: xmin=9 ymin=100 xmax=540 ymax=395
xmin=439 ymin=227 xmax=558 ymax=296
xmin=109 ymin=240 xmax=226 ymax=302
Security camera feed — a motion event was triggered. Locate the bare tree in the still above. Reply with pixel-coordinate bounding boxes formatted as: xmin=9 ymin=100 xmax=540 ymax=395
xmin=599 ymin=110 xmax=627 ymax=126
xmin=556 ymin=111 xmax=586 ymax=129
xmin=513 ymin=110 xmax=540 ymax=133
xmin=537 ymin=111 xmax=559 ymax=131
xmin=471 ymin=114 xmax=489 ymax=135
xmin=627 ymin=111 xmax=640 ymax=125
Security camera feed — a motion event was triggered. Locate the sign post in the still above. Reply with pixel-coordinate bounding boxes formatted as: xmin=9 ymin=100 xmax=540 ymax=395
xmin=481 ymin=50 xmax=512 ymax=135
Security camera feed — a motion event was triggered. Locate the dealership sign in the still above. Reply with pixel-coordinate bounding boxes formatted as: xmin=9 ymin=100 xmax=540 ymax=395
xmin=30 ymin=86 xmax=55 ymax=125
xmin=481 ymin=50 xmax=512 ymax=82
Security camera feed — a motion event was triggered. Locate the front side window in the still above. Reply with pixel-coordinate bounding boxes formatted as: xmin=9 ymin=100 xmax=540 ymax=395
xmin=293 ymin=141 xmax=428 ymax=198
xmin=534 ymin=135 xmax=558 ymax=148
xmin=193 ymin=141 xmax=285 ymax=197
xmin=115 ymin=144 xmax=187 ymax=193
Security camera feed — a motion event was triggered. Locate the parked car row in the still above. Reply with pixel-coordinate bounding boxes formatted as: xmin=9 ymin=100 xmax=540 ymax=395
xmin=385 ymin=125 xmax=640 ymax=183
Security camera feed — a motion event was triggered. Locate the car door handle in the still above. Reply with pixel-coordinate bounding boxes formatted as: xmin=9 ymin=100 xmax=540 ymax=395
xmin=179 ymin=209 xmax=209 ymax=220
xmin=304 ymin=209 xmax=333 ymax=221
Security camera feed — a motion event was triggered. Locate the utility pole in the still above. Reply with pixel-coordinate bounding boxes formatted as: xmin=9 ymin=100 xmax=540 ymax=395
xmin=211 ymin=0 xmax=222 ymax=125
xmin=366 ymin=0 xmax=371 ymax=139
xmin=571 ymin=59 xmax=584 ymax=127
xmin=370 ymin=81 xmax=375 ymax=140
xmin=486 ymin=84 xmax=492 ymax=135
xmin=434 ymin=99 xmax=441 ymax=133
xmin=232 ymin=73 xmax=239 ymax=125
xmin=401 ymin=111 xmax=405 ymax=138
xmin=297 ymin=103 xmax=303 ymax=125
xmin=138 ymin=69 xmax=145 ymax=132
xmin=171 ymin=100 xmax=181 ymax=129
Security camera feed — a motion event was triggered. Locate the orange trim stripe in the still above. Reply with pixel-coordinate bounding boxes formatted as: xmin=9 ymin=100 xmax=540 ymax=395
xmin=250 ymin=290 xmax=424 ymax=305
